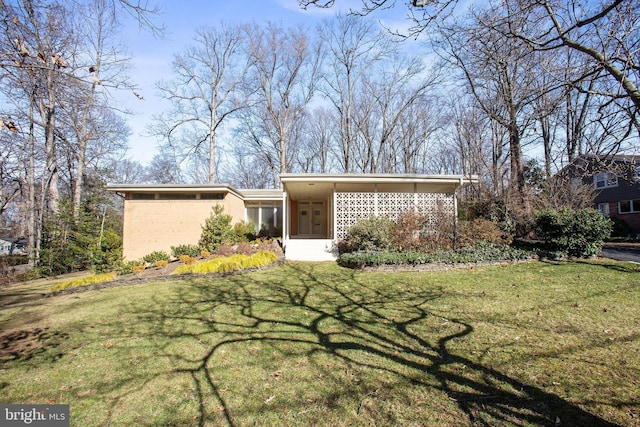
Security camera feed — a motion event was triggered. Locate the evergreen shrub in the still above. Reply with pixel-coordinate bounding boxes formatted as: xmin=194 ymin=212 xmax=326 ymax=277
xmin=199 ymin=205 xmax=234 ymax=252
xmin=534 ymin=208 xmax=612 ymax=258
xmin=346 ymin=216 xmax=395 ymax=251
xmin=142 ymin=250 xmax=170 ymax=264
xmin=171 ymin=244 xmax=200 ymax=258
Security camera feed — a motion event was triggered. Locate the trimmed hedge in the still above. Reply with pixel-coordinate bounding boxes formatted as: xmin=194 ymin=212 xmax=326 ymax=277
xmin=338 ymin=241 xmax=535 ymax=269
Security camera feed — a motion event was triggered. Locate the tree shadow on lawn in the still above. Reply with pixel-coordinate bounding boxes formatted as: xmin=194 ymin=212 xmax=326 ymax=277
xmin=117 ymin=263 xmax=625 ymax=426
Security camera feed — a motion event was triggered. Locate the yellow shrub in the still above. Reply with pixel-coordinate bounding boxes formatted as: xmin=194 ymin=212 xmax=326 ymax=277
xmin=191 ymin=258 xmax=224 ymax=274
xmin=133 ymin=265 xmax=145 ymax=273
xmin=252 ymin=250 xmax=279 ymax=265
xmin=179 ymin=255 xmax=196 ymax=264
xmin=156 ymin=260 xmax=169 ymax=268
xmin=50 ymin=272 xmax=116 ymax=292
xmin=215 ymin=260 xmax=243 ymax=273
xmin=200 ymin=250 xmax=210 ymax=258
xmin=171 ymin=250 xmax=279 ymax=275
xmin=173 ymin=263 xmax=195 ymax=275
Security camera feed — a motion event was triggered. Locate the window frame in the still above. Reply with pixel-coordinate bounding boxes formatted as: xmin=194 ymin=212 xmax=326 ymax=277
xmin=597 ymin=202 xmax=610 ymax=217
xmin=245 ymin=201 xmax=283 ymax=233
xmin=593 ymin=172 xmax=618 ymax=189
xmin=618 ymin=199 xmax=640 ymax=214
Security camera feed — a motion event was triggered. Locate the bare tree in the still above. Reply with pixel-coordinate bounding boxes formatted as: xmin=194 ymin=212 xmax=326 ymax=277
xmin=503 ymin=1 xmax=639 ymax=115
xmin=152 ymin=23 xmax=251 ymax=184
xmin=144 ymin=152 xmax=184 ymax=184
xmin=436 ymin=5 xmax=541 ymax=196
xmin=295 ymin=107 xmax=338 ymax=173
xmin=355 ymin=53 xmax=441 ymax=173
xmin=318 ymin=14 xmax=394 ymax=173
xmin=236 ymin=22 xmax=322 ymax=187
xmin=299 ymin=0 xmax=459 ymax=38
xmin=0 ymin=0 xmax=152 ymax=264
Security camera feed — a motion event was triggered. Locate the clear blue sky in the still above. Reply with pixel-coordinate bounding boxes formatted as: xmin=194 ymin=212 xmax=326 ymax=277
xmin=118 ymin=0 xmax=410 ymax=165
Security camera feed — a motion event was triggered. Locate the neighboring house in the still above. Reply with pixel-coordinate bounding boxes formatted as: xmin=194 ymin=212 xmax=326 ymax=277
xmin=107 ymin=173 xmax=477 ymax=261
xmin=566 ymin=154 xmax=640 ymax=236
xmin=0 ymin=237 xmax=26 ymax=255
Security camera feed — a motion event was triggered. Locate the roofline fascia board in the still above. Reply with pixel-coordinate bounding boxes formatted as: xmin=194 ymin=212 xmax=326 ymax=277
xmin=105 ymin=183 xmax=245 ymax=200
xmin=279 ymin=173 xmax=479 ymax=186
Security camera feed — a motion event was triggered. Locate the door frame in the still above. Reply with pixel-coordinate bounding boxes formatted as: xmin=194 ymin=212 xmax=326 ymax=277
xmin=296 ymin=200 xmax=327 ymax=238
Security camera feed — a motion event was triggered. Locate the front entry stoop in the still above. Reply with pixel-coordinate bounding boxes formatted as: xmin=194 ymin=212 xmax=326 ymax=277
xmin=284 ymin=239 xmax=338 ymax=261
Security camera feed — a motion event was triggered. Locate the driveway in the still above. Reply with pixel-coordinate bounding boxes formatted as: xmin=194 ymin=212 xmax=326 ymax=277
xmin=600 ymin=243 xmax=640 ymax=263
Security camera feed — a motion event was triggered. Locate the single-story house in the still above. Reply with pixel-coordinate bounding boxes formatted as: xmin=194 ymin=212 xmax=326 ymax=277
xmin=107 ymin=173 xmax=477 ymax=261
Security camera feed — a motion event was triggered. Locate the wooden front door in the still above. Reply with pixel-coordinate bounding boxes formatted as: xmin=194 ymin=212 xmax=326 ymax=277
xmin=298 ymin=201 xmax=326 ymax=237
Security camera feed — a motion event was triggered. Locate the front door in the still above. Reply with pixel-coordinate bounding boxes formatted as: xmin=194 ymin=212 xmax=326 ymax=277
xmin=298 ymin=201 xmax=326 ymax=237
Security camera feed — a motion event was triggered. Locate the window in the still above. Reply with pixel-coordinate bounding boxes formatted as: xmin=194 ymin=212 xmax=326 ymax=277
xmin=157 ymin=193 xmax=196 ymax=200
xmin=245 ymin=201 xmax=283 ymax=235
xmin=619 ymin=199 xmax=640 ymax=214
xmin=594 ymin=172 xmax=617 ymax=189
xmin=200 ymin=193 xmax=224 ymax=200
xmin=131 ymin=193 xmax=155 ymax=200
xmin=597 ymin=203 xmax=610 ymax=217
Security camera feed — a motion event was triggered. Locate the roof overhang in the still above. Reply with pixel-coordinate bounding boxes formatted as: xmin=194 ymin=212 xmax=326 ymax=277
xmin=280 ymin=173 xmax=477 ymax=185
xmin=280 ymin=173 xmax=478 ymax=201
xmin=238 ymin=189 xmax=283 ymax=201
xmin=106 ymin=183 xmax=245 ymax=200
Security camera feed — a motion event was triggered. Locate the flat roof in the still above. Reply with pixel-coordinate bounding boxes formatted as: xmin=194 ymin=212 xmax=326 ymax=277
xmin=107 ymin=174 xmax=478 ymax=201
xmin=279 ymin=173 xmax=478 ymax=185
xmin=106 ymin=183 xmax=283 ymax=201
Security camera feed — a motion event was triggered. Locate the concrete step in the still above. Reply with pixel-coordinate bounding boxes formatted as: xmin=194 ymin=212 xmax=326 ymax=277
xmin=285 ymin=239 xmax=338 ymax=261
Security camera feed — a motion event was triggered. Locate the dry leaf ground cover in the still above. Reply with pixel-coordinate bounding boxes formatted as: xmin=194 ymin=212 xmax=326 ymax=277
xmin=0 ymin=260 xmax=639 ymax=426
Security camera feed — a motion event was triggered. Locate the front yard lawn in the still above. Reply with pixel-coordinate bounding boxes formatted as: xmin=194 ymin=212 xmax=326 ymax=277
xmin=1 ymin=260 xmax=639 ymax=426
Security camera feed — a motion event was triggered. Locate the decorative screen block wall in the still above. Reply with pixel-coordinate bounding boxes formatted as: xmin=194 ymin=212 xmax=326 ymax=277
xmin=334 ymin=192 xmax=455 ymax=240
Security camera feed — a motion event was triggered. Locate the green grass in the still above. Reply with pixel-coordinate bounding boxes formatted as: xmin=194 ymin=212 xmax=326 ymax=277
xmin=1 ymin=260 xmax=639 ymax=426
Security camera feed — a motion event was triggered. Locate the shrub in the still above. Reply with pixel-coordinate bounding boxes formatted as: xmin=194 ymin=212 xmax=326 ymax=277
xmin=534 ymin=208 xmax=612 ymax=258
xmin=142 ymin=250 xmax=170 ymax=264
xmin=156 ymin=260 xmax=168 ymax=268
xmin=458 ymin=218 xmax=512 ymax=247
xmin=118 ymin=260 xmax=143 ymax=275
xmin=199 ymin=205 xmax=235 ymax=252
xmin=179 ymin=255 xmax=196 ymax=264
xmin=38 ymin=198 xmax=123 ymax=276
xmin=171 ymin=244 xmax=200 ymax=258
xmin=337 ymin=241 xmax=535 ymax=269
xmin=232 ymin=221 xmax=257 ymax=243
xmin=391 ymin=210 xmax=428 ymax=251
xmin=16 ymin=268 xmax=43 ymax=282
xmin=610 ymin=217 xmax=631 ymax=238
xmin=346 ymin=216 xmax=395 ymax=251
xmin=200 ymin=250 xmax=210 ymax=258
xmin=50 ymin=272 xmax=116 ymax=292
xmin=173 ymin=250 xmax=279 ymax=275
xmin=337 ymin=239 xmax=354 ymax=254
xmin=132 ymin=265 xmax=145 ymax=273
xmin=0 ymin=255 xmax=28 ymax=267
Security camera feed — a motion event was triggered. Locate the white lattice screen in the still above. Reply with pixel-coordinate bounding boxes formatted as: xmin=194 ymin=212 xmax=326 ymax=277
xmin=334 ymin=192 xmax=454 ymax=240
